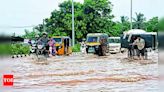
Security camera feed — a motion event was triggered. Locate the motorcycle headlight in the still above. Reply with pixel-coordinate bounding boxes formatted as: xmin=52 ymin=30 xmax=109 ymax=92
xmin=95 ymin=46 xmax=99 ymax=48
xmin=38 ymin=45 xmax=43 ymax=49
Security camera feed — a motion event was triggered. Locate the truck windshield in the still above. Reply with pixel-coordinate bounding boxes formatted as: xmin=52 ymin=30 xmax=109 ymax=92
xmin=108 ymin=38 xmax=120 ymax=43
xmin=87 ymin=37 xmax=98 ymax=42
xmin=53 ymin=38 xmax=62 ymax=43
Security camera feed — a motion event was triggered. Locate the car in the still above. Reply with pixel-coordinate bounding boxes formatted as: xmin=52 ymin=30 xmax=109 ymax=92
xmin=108 ymin=37 xmax=125 ymax=54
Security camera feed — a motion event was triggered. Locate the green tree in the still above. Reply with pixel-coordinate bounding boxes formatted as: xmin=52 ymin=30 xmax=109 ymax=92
xmin=83 ymin=0 xmax=114 ymax=35
xmin=120 ymin=16 xmax=130 ymax=32
xmin=22 ymin=29 xmax=37 ymax=39
xmin=145 ymin=17 xmax=159 ymax=32
xmin=133 ymin=13 xmax=146 ymax=29
xmin=33 ymin=0 xmax=159 ymax=42
xmin=35 ymin=0 xmax=115 ymax=41
xmin=44 ymin=1 xmax=84 ymax=40
xmin=159 ymin=18 xmax=164 ymax=32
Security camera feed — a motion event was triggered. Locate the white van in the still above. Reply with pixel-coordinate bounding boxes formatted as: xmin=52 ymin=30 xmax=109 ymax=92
xmin=108 ymin=37 xmax=124 ymax=53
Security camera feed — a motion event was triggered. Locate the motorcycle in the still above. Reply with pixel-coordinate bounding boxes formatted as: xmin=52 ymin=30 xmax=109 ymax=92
xmin=36 ymin=43 xmax=49 ymax=58
xmin=30 ymin=43 xmax=37 ymax=53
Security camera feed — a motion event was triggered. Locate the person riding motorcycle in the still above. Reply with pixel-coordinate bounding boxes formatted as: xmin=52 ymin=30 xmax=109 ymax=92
xmin=39 ymin=32 xmax=49 ymax=45
xmin=36 ymin=32 xmax=49 ymax=57
xmin=35 ymin=35 xmax=40 ymax=42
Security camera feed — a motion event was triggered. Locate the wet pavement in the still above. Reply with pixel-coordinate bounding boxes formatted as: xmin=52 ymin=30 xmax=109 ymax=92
xmin=0 ymin=51 xmax=158 ymax=92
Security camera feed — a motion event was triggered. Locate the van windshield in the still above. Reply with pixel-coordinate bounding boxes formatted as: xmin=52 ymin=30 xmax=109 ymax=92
xmin=87 ymin=37 xmax=98 ymax=42
xmin=53 ymin=38 xmax=62 ymax=43
xmin=108 ymin=38 xmax=120 ymax=43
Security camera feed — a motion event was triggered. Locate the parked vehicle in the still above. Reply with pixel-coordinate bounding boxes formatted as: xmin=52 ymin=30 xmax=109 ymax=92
xmin=86 ymin=33 xmax=108 ymax=56
xmin=53 ymin=36 xmax=72 ymax=55
xmin=108 ymin=37 xmax=124 ymax=54
xmin=121 ymin=29 xmax=158 ymax=58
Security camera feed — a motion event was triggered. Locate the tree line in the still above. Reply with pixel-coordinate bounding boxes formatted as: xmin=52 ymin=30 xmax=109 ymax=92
xmin=23 ymin=0 xmax=160 ymax=42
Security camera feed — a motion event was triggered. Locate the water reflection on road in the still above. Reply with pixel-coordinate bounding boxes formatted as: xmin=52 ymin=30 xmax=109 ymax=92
xmin=0 ymin=51 xmax=158 ymax=92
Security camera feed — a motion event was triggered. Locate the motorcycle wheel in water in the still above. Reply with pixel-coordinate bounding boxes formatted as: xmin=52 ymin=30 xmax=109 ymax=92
xmin=36 ymin=44 xmax=49 ymax=61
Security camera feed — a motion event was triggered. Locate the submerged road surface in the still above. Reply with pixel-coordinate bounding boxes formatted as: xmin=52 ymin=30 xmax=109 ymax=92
xmin=0 ymin=51 xmax=158 ymax=92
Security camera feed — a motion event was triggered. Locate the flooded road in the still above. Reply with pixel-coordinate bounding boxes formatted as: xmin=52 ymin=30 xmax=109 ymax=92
xmin=0 ymin=51 xmax=158 ymax=92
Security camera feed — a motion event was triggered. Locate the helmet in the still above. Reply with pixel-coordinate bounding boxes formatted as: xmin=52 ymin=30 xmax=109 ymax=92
xmin=35 ymin=35 xmax=39 ymax=38
xmin=42 ymin=32 xmax=48 ymax=36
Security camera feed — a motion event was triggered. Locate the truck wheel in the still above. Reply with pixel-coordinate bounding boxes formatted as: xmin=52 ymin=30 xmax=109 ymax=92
xmin=101 ymin=46 xmax=107 ymax=56
xmin=121 ymin=50 xmax=124 ymax=53
xmin=95 ymin=49 xmax=99 ymax=54
xmin=98 ymin=47 xmax=103 ymax=56
xmin=86 ymin=48 xmax=89 ymax=53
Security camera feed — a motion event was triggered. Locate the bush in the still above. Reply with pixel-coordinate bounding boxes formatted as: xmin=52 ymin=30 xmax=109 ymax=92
xmin=72 ymin=44 xmax=81 ymax=52
xmin=11 ymin=43 xmax=30 ymax=55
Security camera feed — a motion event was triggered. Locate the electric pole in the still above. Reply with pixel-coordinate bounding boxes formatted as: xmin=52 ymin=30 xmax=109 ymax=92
xmin=72 ymin=0 xmax=75 ymax=47
xmin=130 ymin=0 xmax=133 ymax=29
xmin=43 ymin=19 xmax=46 ymax=32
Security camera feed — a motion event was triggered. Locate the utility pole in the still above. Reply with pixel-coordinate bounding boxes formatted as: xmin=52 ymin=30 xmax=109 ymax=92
xmin=130 ymin=0 xmax=133 ymax=29
xmin=43 ymin=19 xmax=46 ymax=32
xmin=72 ymin=0 xmax=75 ymax=47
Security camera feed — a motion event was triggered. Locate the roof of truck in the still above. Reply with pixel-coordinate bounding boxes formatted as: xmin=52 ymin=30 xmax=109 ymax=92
xmin=124 ymin=29 xmax=146 ymax=34
xmin=87 ymin=33 xmax=108 ymax=36
xmin=123 ymin=29 xmax=157 ymax=35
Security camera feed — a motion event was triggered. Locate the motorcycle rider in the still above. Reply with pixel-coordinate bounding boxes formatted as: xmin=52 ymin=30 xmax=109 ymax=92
xmin=31 ymin=35 xmax=40 ymax=53
xmin=37 ymin=32 xmax=49 ymax=57
xmin=35 ymin=35 xmax=40 ymax=42
xmin=39 ymin=32 xmax=49 ymax=45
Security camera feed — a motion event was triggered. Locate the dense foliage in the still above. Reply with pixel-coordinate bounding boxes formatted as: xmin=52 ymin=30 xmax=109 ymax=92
xmin=23 ymin=0 xmax=160 ymax=41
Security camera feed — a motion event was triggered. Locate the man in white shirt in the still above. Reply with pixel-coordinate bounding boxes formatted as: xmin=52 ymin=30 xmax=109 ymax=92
xmin=133 ymin=36 xmax=145 ymax=60
xmin=80 ymin=39 xmax=86 ymax=54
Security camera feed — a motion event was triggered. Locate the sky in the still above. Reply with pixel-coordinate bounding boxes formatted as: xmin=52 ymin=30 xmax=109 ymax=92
xmin=0 ymin=0 xmax=163 ymax=36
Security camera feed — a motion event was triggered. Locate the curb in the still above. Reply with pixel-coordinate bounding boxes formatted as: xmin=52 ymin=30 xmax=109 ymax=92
xmin=71 ymin=52 xmax=84 ymax=56
xmin=11 ymin=54 xmax=30 ymax=58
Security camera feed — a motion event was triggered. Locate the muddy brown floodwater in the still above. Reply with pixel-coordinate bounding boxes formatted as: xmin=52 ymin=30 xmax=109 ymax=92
xmin=0 ymin=51 xmax=158 ymax=92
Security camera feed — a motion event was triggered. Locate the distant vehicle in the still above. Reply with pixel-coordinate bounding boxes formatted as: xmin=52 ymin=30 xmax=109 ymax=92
xmin=121 ymin=29 xmax=158 ymax=50
xmin=86 ymin=33 xmax=108 ymax=56
xmin=108 ymin=37 xmax=124 ymax=54
xmin=121 ymin=29 xmax=158 ymax=58
xmin=52 ymin=36 xmax=72 ymax=55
